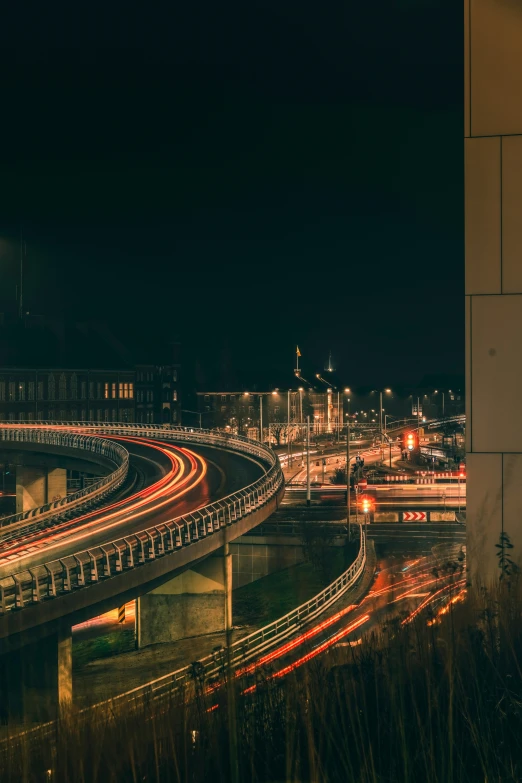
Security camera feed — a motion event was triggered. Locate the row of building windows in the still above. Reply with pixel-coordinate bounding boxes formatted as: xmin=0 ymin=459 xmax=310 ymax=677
xmin=136 ymin=370 xmax=178 ymax=383
xmin=104 ymin=382 xmax=134 ymax=399
xmin=0 ymin=378 xmax=136 ymax=402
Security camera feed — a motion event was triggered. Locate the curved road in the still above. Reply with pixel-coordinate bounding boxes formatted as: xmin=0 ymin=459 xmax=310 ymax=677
xmin=0 ymin=437 xmax=264 ymax=579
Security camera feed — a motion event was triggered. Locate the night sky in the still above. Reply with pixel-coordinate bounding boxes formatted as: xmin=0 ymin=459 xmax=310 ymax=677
xmin=0 ymin=1 xmax=463 ymax=392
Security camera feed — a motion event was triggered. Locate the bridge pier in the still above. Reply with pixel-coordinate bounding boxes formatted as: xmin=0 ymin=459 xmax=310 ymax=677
xmin=15 ymin=465 xmax=67 ymax=513
xmin=0 ymin=626 xmax=72 ymax=723
xmin=136 ymin=546 xmax=233 ymax=648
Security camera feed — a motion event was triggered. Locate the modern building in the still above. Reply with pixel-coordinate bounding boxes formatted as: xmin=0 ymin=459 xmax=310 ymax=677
xmin=465 ymin=0 xmax=522 ymax=583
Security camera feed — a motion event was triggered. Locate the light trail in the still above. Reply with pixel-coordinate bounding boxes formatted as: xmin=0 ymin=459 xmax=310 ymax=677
xmin=0 ymin=437 xmax=207 ymax=569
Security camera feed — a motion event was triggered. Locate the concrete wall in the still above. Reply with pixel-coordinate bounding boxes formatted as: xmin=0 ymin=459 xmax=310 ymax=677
xmin=230 ymin=535 xmax=306 ymax=588
xmin=136 ymin=550 xmax=232 ymax=648
xmin=16 ymin=466 xmax=67 ymax=513
xmin=465 ymin=0 xmax=522 ymax=583
xmin=0 ymin=627 xmax=71 ymax=723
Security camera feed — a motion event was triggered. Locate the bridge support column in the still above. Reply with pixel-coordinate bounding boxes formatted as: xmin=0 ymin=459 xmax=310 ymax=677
xmin=465 ymin=1 xmax=522 ymax=584
xmin=0 ymin=626 xmax=72 ymax=723
xmin=15 ymin=466 xmax=67 ymax=513
xmin=136 ymin=548 xmax=233 ymax=648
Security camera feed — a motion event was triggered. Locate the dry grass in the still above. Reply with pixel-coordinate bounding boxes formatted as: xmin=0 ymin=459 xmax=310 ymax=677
xmin=3 ymin=579 xmax=522 ymax=782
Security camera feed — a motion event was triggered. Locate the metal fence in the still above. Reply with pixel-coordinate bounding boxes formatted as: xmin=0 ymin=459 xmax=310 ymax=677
xmin=88 ymin=523 xmax=367 ymax=714
xmin=0 ymin=424 xmax=283 ymax=616
xmin=0 ymin=428 xmax=129 ymax=541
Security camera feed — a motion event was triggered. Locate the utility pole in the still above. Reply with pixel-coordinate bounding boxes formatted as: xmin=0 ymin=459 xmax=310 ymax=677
xmin=306 ymin=415 xmax=311 ymax=506
xmin=287 ymin=390 xmax=291 ymax=468
xmin=19 ymin=226 xmax=24 ymax=321
xmin=346 ymin=410 xmax=351 ymax=541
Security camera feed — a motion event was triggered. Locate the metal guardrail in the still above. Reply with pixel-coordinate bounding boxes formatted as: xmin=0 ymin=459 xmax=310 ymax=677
xmin=0 ymin=428 xmax=129 ymax=540
xmin=0 ymin=424 xmax=283 ymax=616
xmin=88 ymin=524 xmax=367 ymax=713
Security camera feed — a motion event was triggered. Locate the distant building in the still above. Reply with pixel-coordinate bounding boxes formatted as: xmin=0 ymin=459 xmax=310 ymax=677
xmin=0 ymin=314 xmax=181 ymax=424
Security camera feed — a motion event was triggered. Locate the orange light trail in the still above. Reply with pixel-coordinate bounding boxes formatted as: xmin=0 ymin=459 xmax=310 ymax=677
xmin=0 ymin=437 xmax=207 ymax=568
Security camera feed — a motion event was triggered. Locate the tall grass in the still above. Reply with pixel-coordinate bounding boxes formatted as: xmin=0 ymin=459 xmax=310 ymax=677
xmin=3 ymin=579 xmax=522 ymax=782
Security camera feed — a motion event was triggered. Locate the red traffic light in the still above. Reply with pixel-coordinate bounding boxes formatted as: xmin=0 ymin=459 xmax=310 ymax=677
xmin=404 ymin=431 xmax=416 ymax=451
xmin=358 ymin=494 xmax=375 ymax=514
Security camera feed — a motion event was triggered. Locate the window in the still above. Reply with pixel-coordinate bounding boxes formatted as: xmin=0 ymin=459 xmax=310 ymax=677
xmin=71 ymin=409 xmax=78 ymax=420
xmin=0 ymin=381 xmax=5 ymax=401
xmin=221 ymin=406 xmax=227 ymax=413
xmin=104 ymin=382 xmax=109 ymax=399
xmin=204 ymin=395 xmax=209 ymax=401
xmin=18 ymin=412 xmax=24 ymax=422
xmin=81 ymin=409 xmax=86 ymax=421
xmin=97 ymin=382 xmax=102 ymax=399
xmin=48 ymin=374 xmax=55 ymax=400
xmin=104 ymin=409 xmax=109 ymax=421
xmin=37 ymin=411 xmax=43 ymax=421
xmin=172 ymin=370 xmax=178 ymax=382
xmin=221 ymin=395 xmax=226 ymax=402
xmin=27 ymin=412 xmax=34 ymax=422
xmin=112 ymin=409 xmax=117 ymax=421
xmin=37 ymin=381 xmax=44 ymax=400
xmin=111 ymin=382 xmax=116 ymax=399
xmin=8 ymin=412 xmax=15 ymax=421
xmin=8 ymin=382 xmax=15 ymax=401
xmin=59 ymin=410 xmax=66 ymax=421
xmin=70 ymin=374 xmax=77 ymax=400
xmin=172 ymin=409 xmax=177 ymax=422
xmin=89 ymin=409 xmax=94 ymax=421
xmin=18 ymin=382 xmax=25 ymax=401
xmin=89 ymin=382 xmax=95 ymax=399
xmin=59 ymin=373 xmax=67 ymax=400
xmin=128 ymin=383 xmax=134 ymax=399
xmin=48 ymin=409 xmax=54 ymax=420
xmin=81 ymin=381 xmax=87 ymax=399
xmin=172 ymin=390 xmax=178 ymax=401
xmin=28 ymin=381 xmax=35 ymax=401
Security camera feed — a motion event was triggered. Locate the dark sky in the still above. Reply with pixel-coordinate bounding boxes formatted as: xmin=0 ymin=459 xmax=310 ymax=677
xmin=0 ymin=1 xmax=463 ymax=391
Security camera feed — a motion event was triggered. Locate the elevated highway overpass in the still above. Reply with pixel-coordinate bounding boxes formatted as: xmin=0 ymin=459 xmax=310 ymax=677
xmin=0 ymin=424 xmax=284 ymax=722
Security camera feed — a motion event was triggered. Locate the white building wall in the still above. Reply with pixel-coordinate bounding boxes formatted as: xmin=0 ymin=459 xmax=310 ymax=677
xmin=465 ymin=0 xmax=522 ymax=583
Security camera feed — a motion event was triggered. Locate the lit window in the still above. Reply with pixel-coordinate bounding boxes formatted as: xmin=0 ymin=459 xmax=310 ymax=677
xmin=104 ymin=383 xmax=109 ymax=399
xmin=172 ymin=390 xmax=177 ymax=401
xmin=112 ymin=382 xmax=116 ymax=399
xmin=129 ymin=383 xmax=134 ymax=399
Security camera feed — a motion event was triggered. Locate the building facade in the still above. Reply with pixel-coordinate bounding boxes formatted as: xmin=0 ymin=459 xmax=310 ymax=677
xmin=465 ymin=0 xmax=522 ymax=583
xmin=0 ymin=365 xmax=181 ymax=425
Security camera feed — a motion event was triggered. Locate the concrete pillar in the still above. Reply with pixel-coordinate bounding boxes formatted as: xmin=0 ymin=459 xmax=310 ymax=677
xmin=0 ymin=627 xmax=72 ymax=723
xmin=16 ymin=466 xmax=47 ymax=514
xmin=136 ymin=549 xmax=233 ymax=648
xmin=15 ymin=466 xmax=67 ymax=513
xmin=47 ymin=467 xmax=67 ymax=503
xmin=465 ymin=1 xmax=522 ymax=584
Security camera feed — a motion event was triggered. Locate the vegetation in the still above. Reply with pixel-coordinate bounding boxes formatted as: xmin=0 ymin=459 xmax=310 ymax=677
xmin=4 ymin=574 xmax=522 ymax=782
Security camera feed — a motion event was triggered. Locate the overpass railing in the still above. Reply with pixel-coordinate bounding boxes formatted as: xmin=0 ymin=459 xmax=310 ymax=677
xmin=89 ymin=524 xmax=367 ymax=713
xmin=0 ymin=428 xmax=129 ymax=540
xmin=0 ymin=424 xmax=283 ymax=615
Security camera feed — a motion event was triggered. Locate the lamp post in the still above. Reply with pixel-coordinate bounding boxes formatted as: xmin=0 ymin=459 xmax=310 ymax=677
xmin=346 ymin=405 xmax=351 ymax=541
xmin=181 ymin=409 xmax=203 ymax=428
xmin=287 ymin=389 xmax=291 ymax=467
xmin=337 ymin=391 xmax=340 ymax=445
xmin=306 ymin=415 xmax=311 ymax=506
